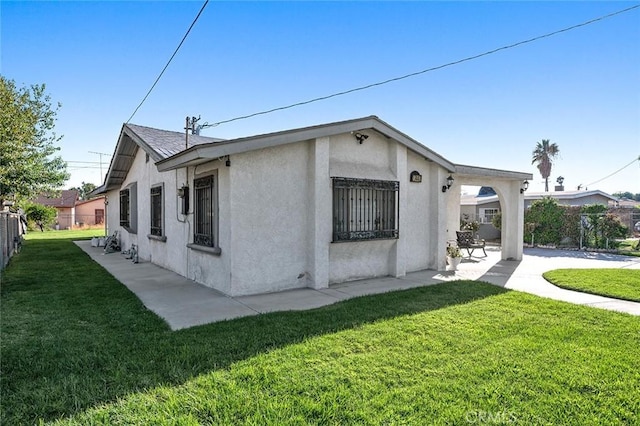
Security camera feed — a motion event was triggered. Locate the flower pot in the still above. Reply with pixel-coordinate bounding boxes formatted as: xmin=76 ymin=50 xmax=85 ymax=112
xmin=446 ymin=256 xmax=462 ymax=271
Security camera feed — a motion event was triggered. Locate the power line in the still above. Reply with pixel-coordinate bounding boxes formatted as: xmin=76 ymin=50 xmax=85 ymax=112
xmin=126 ymin=0 xmax=210 ymax=124
xmin=202 ymin=4 xmax=639 ymax=129
xmin=66 ymin=161 xmax=104 ymax=165
xmin=586 ymin=155 xmax=640 ymax=187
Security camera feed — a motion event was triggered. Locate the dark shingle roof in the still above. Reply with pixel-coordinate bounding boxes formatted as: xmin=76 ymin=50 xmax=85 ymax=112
xmin=34 ymin=190 xmax=79 ymax=208
xmin=126 ymin=124 xmax=224 ymax=161
xmin=91 ymin=124 xmax=225 ymax=194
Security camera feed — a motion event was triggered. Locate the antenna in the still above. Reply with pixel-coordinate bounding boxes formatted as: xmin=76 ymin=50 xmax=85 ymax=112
xmin=89 ymin=151 xmax=110 ymax=182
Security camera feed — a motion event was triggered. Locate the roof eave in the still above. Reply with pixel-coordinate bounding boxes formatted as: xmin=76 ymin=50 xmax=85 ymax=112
xmin=157 ymin=116 xmax=456 ymax=172
xmin=454 ymin=164 xmax=533 ymax=181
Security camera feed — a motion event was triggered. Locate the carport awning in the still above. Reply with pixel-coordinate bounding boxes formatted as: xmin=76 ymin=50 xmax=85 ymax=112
xmin=454 ymin=164 xmax=532 ymax=181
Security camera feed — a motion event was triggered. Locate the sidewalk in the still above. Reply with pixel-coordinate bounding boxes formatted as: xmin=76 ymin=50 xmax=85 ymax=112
xmin=75 ymin=241 xmax=640 ymax=330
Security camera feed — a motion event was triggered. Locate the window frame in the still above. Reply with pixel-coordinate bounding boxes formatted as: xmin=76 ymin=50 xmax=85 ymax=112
xmin=119 ymin=189 xmax=130 ymax=228
xmin=332 ymin=177 xmax=399 ymax=242
xmin=149 ymin=184 xmax=165 ymax=240
xmin=190 ymin=172 xmax=219 ymax=251
xmin=119 ymin=182 xmax=137 ymax=234
xmin=480 ymin=207 xmax=500 ymax=224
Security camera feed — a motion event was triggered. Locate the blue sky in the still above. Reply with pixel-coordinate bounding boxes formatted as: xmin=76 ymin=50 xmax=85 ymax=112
xmin=2 ymin=1 xmax=639 ymax=194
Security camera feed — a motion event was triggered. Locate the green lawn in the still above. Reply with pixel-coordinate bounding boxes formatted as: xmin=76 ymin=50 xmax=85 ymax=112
xmin=2 ymin=235 xmax=639 ymax=425
xmin=24 ymin=228 xmax=104 ymax=241
xmin=543 ymin=268 xmax=640 ymax=302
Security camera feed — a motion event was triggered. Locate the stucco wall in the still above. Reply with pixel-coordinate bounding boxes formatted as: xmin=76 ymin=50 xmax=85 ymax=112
xmin=75 ymin=198 xmax=105 ymax=225
xmin=106 ymin=148 xmax=191 ymax=277
xmin=54 ymin=207 xmax=74 ymax=229
xmin=228 ymin=142 xmax=310 ymax=295
xmin=187 ymin=160 xmax=231 ymax=294
xmin=404 ymin=150 xmax=433 ymax=272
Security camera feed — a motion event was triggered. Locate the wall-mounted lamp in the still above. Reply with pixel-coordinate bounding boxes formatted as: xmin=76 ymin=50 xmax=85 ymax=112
xmin=520 ymin=180 xmax=529 ymax=194
xmin=177 ymin=186 xmax=188 ymax=198
xmin=353 ymin=132 xmax=369 ymax=144
xmin=217 ymin=155 xmax=231 ymax=166
xmin=441 ymin=174 xmax=454 ymax=193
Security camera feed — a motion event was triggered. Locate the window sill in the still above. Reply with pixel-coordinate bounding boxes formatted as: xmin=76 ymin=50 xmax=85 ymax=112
xmin=332 ymin=230 xmax=399 ymax=243
xmin=147 ymin=234 xmax=167 ymax=242
xmin=187 ymin=243 xmax=221 ymax=256
xmin=331 ymin=237 xmax=399 ymax=244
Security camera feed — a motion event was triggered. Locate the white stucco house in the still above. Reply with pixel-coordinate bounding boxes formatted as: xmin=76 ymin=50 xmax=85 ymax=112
xmin=93 ymin=116 xmax=531 ymax=296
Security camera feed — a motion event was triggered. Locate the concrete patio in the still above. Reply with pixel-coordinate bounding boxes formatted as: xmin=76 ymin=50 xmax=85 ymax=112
xmin=76 ymin=241 xmax=640 ymax=330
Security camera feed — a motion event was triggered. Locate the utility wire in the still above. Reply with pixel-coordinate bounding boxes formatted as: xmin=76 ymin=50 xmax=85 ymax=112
xmin=202 ymin=3 xmax=639 ymax=129
xmin=586 ymin=155 xmax=640 ymax=187
xmin=126 ymin=0 xmax=209 ymax=124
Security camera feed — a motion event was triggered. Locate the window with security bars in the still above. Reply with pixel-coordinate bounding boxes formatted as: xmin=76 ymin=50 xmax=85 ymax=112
xmin=150 ymin=185 xmax=163 ymax=236
xmin=194 ymin=175 xmax=216 ymax=247
xmin=332 ymin=177 xmax=399 ymax=242
xmin=119 ymin=189 xmax=130 ymax=228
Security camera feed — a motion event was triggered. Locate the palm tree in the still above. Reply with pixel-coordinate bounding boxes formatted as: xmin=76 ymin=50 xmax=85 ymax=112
xmin=531 ymin=139 xmax=560 ymax=192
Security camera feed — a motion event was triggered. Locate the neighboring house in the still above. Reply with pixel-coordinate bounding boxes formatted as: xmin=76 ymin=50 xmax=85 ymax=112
xmin=462 ymin=188 xmax=621 ymax=240
xmin=524 ymin=190 xmax=618 ymax=209
xmin=461 ymin=190 xmax=502 ymax=240
xmin=74 ymin=196 xmax=106 ymax=226
xmin=34 ymin=190 xmax=79 ymax=229
xmin=92 ymin=116 xmax=531 ymax=297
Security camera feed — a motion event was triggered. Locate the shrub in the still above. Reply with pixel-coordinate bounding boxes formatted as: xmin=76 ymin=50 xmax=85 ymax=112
xmin=524 ymin=197 xmax=565 ymax=245
xmin=22 ymin=202 xmax=57 ymax=231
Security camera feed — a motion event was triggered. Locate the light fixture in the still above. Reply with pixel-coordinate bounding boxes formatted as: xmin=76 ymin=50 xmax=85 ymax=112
xmin=218 ymin=155 xmax=231 ymax=166
xmin=177 ymin=186 xmax=188 ymax=198
xmin=441 ymin=174 xmax=454 ymax=193
xmin=520 ymin=180 xmax=529 ymax=194
xmin=353 ymin=132 xmax=369 ymax=144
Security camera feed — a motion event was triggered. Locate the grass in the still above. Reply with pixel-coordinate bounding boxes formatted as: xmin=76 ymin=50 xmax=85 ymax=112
xmin=2 ymin=235 xmax=639 ymax=425
xmin=24 ymin=228 xmax=104 ymax=241
xmin=544 ymin=269 xmax=640 ymax=302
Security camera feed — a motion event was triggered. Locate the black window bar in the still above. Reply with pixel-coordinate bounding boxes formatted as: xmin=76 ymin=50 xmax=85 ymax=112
xmin=194 ymin=175 xmax=215 ymax=247
xmin=332 ymin=177 xmax=399 ymax=242
xmin=150 ymin=186 xmax=163 ymax=236
xmin=119 ymin=189 xmax=130 ymax=228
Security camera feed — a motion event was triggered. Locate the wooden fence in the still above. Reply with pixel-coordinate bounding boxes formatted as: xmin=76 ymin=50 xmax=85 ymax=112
xmin=0 ymin=211 xmax=24 ymax=271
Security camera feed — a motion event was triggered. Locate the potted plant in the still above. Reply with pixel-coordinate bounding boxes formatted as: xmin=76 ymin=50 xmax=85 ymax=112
xmin=462 ymin=219 xmax=480 ymax=238
xmin=446 ymin=243 xmax=462 ymax=271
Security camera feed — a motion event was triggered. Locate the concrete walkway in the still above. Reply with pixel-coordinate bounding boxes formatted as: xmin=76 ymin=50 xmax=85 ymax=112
xmin=75 ymin=241 xmax=640 ymax=330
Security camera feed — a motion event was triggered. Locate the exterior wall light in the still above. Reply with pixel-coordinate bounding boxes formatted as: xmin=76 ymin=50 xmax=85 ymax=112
xmin=441 ymin=175 xmax=454 ymax=193
xmin=353 ymin=132 xmax=369 ymax=144
xmin=520 ymin=180 xmax=529 ymax=194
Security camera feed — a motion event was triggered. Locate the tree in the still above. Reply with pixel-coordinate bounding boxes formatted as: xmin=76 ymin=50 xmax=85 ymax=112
xmin=71 ymin=181 xmax=97 ymax=201
xmin=0 ymin=77 xmax=69 ymax=205
xmin=23 ymin=202 xmax=57 ymax=232
xmin=531 ymin=139 xmax=560 ymax=192
xmin=612 ymin=191 xmax=640 ymax=201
